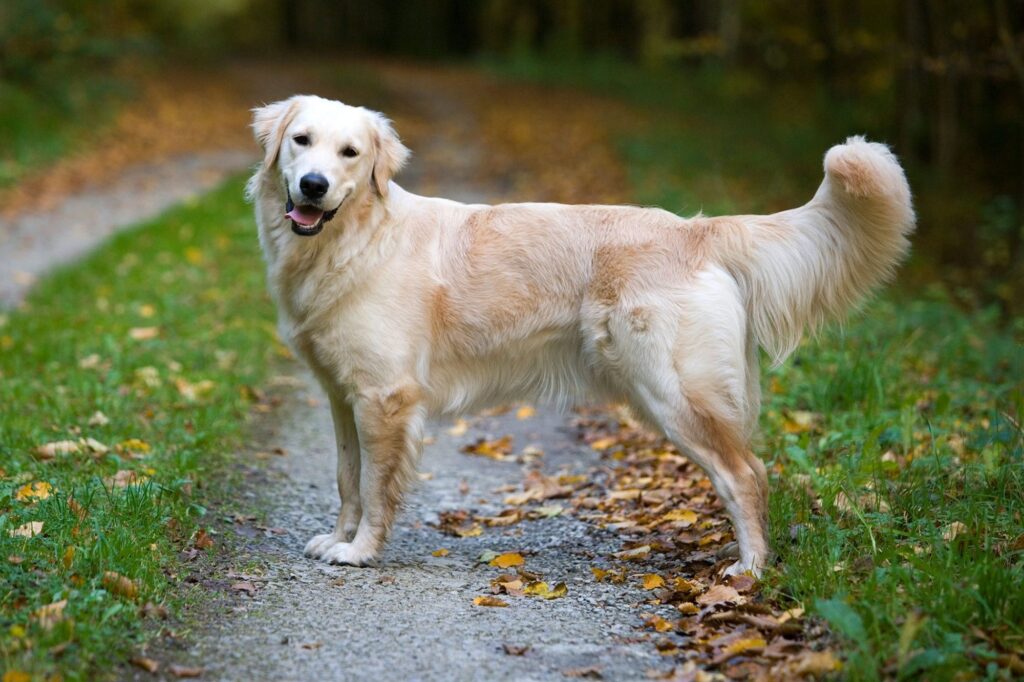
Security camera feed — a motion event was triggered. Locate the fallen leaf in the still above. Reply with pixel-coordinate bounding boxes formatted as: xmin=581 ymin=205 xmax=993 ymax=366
xmin=138 ymin=303 xmax=156 ymax=318
xmin=641 ymin=574 xmax=666 ymax=590
xmin=231 ymin=581 xmax=257 ymax=595
xmin=129 ymin=326 xmax=160 ymax=341
xmin=175 ymin=378 xmax=216 ymax=402
xmin=461 ymin=435 xmax=513 ymax=460
xmin=715 ymin=636 xmax=766 ymax=664
xmin=524 ymin=581 xmax=568 ymax=599
xmin=193 ymin=529 xmax=214 ymax=550
xmin=564 ymin=665 xmax=603 ymax=678
xmin=432 ymin=548 xmax=450 ymax=557
xmin=131 ymin=657 xmax=160 ymax=673
xmin=516 ymin=405 xmax=536 ymax=420
xmin=490 ymin=552 xmax=525 ymax=569
xmin=3 ymin=672 xmax=31 ymax=682
xmin=658 ymin=509 xmax=698 ymax=526
xmin=300 ymin=641 xmax=322 ymax=650
xmin=32 ymin=599 xmax=67 ymax=630
xmin=613 ymin=545 xmax=651 ymax=561
xmin=696 ymin=584 xmax=742 ymax=607
xmin=942 ymin=521 xmax=967 ymax=542
xmin=167 ymin=664 xmax=203 ymax=678
xmin=503 ymin=643 xmax=529 ymax=656
xmin=15 ymin=481 xmax=52 ymax=502
xmin=10 ymin=521 xmax=43 ymax=537
xmin=644 ymin=614 xmax=674 ymax=632
xmin=788 ymin=650 xmax=842 ymax=675
xmin=589 ymin=437 xmax=618 ymax=450
xmin=103 ymin=571 xmax=140 ymax=599
xmin=782 ymin=410 xmax=820 ymax=434
xmin=35 ymin=440 xmax=80 ymax=459
xmin=107 ymin=469 xmax=146 ymax=488
xmin=62 ymin=545 xmax=75 ymax=569
xmin=473 ymin=595 xmax=508 ymax=607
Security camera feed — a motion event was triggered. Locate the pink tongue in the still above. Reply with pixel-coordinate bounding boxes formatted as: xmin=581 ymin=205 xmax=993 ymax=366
xmin=286 ymin=205 xmax=325 ymax=227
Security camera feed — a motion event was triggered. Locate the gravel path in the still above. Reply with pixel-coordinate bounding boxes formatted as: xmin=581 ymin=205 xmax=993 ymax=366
xmin=0 ymin=150 xmax=255 ymax=308
xmin=166 ymin=75 xmax=671 ymax=681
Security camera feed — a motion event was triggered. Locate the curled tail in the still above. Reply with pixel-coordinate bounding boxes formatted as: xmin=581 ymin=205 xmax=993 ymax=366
xmin=732 ymin=136 xmax=916 ymax=364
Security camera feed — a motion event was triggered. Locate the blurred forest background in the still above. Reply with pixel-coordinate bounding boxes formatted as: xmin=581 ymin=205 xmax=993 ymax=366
xmin=2 ymin=0 xmax=1023 ymax=317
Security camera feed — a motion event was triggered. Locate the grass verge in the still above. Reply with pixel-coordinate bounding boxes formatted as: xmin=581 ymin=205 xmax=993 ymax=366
xmin=488 ymin=55 xmax=1024 ymax=679
xmin=0 ymin=176 xmax=275 ymax=679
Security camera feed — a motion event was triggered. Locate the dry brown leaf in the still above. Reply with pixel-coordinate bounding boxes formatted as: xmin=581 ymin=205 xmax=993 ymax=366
xmin=503 ymin=643 xmax=529 ymax=656
xmin=231 ymin=581 xmax=257 ymax=595
xmin=103 ymin=571 xmax=140 ymax=600
xmin=696 ymin=584 xmax=742 ymax=607
xmin=613 ymin=545 xmax=651 ymax=561
xmin=168 ymin=664 xmax=204 ymax=678
xmin=35 ymin=440 xmax=81 ymax=459
xmin=193 ymin=529 xmax=214 ymax=550
xmin=131 ymin=656 xmax=160 ymax=673
xmin=461 ymin=435 xmax=513 ymax=460
xmin=563 ymin=666 xmax=603 ymax=678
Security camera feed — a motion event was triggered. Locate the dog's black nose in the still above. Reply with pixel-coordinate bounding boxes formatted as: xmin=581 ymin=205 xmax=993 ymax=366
xmin=299 ymin=173 xmax=329 ymax=199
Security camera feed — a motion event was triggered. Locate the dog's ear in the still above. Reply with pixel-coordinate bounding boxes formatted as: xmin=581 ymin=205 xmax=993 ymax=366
xmin=368 ymin=110 xmax=410 ymax=197
xmin=252 ymin=98 xmax=301 ymax=171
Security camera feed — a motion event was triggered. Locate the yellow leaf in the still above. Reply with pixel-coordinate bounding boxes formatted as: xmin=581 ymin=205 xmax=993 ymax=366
xmin=62 ymin=545 xmax=76 ymax=570
xmin=524 ymin=581 xmax=568 ymax=599
xmin=658 ymin=509 xmax=698 ymax=526
xmin=15 ymin=481 xmax=52 ymax=502
xmin=447 ymin=419 xmax=468 ymax=436
xmin=515 ymin=405 xmax=536 ymax=420
xmin=490 ymin=552 xmax=525 ymax=569
xmin=645 ymin=614 xmax=674 ymax=632
xmin=9 ymin=625 xmax=26 ymax=638
xmin=432 ymin=548 xmax=450 ymax=557
xmin=722 ymin=637 xmax=766 ymax=657
xmin=589 ymin=437 xmax=617 ymax=450
xmin=4 ymin=671 xmax=31 ymax=682
xmin=138 ymin=303 xmax=156 ymax=318
xmin=185 ymin=247 xmax=205 ymax=264
xmin=782 ymin=410 xmax=819 ymax=434
xmin=641 ymin=574 xmax=665 ymax=590
xmin=473 ymin=595 xmax=508 ymax=607
xmin=118 ymin=438 xmax=151 ymax=454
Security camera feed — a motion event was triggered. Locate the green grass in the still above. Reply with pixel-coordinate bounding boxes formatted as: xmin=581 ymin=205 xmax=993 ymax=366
xmin=0 ymin=176 xmax=275 ymax=679
xmin=488 ymin=55 xmax=1024 ymax=680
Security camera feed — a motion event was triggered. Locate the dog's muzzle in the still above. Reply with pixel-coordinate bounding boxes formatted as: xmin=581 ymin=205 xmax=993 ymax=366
xmin=286 ymin=191 xmax=340 ymax=237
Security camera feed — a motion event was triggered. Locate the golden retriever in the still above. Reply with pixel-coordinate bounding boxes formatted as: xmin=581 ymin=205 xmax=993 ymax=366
xmin=247 ymin=95 xmax=914 ymax=577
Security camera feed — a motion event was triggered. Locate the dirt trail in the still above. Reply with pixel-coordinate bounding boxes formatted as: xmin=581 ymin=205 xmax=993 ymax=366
xmin=162 ymin=70 xmax=671 ymax=681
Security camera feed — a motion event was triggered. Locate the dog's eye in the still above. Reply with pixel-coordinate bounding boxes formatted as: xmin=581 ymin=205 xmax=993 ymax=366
xmin=293 ymin=135 xmax=310 ymax=146
xmin=342 ymin=146 xmax=359 ymax=158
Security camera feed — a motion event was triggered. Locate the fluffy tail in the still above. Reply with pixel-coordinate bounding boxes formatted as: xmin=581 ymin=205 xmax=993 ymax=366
xmin=729 ymin=136 xmax=916 ymax=365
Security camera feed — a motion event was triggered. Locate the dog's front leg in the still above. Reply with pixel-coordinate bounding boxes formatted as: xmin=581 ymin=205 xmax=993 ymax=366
xmin=304 ymin=396 xmax=362 ymax=558
xmin=318 ymin=385 xmax=424 ymax=566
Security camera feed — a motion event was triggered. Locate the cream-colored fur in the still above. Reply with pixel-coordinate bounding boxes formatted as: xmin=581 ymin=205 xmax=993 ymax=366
xmin=248 ymin=95 xmax=915 ymax=576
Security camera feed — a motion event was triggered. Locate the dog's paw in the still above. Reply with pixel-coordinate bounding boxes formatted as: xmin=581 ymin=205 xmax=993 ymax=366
xmin=723 ymin=558 xmax=762 ymax=579
xmin=304 ymin=532 xmax=344 ymax=559
xmin=322 ymin=541 xmax=377 ymax=566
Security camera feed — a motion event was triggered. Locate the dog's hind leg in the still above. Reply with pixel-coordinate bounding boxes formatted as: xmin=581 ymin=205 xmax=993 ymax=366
xmin=304 ymin=396 xmax=362 ymax=558
xmin=320 ymin=384 xmax=424 ymax=566
xmin=615 ymin=268 xmax=769 ymax=576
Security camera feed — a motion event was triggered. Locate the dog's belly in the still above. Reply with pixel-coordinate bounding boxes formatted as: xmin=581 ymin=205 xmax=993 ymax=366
xmin=425 ymin=328 xmax=612 ymax=416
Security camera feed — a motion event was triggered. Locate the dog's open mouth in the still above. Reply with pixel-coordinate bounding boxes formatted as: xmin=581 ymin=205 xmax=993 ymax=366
xmin=285 ymin=192 xmax=339 ymax=236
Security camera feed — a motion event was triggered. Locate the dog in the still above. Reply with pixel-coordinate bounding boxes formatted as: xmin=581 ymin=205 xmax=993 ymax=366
xmin=247 ymin=95 xmax=914 ymax=577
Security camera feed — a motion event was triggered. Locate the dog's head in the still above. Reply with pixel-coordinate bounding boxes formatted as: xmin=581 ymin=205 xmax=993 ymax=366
xmin=252 ymin=95 xmax=410 ymax=236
